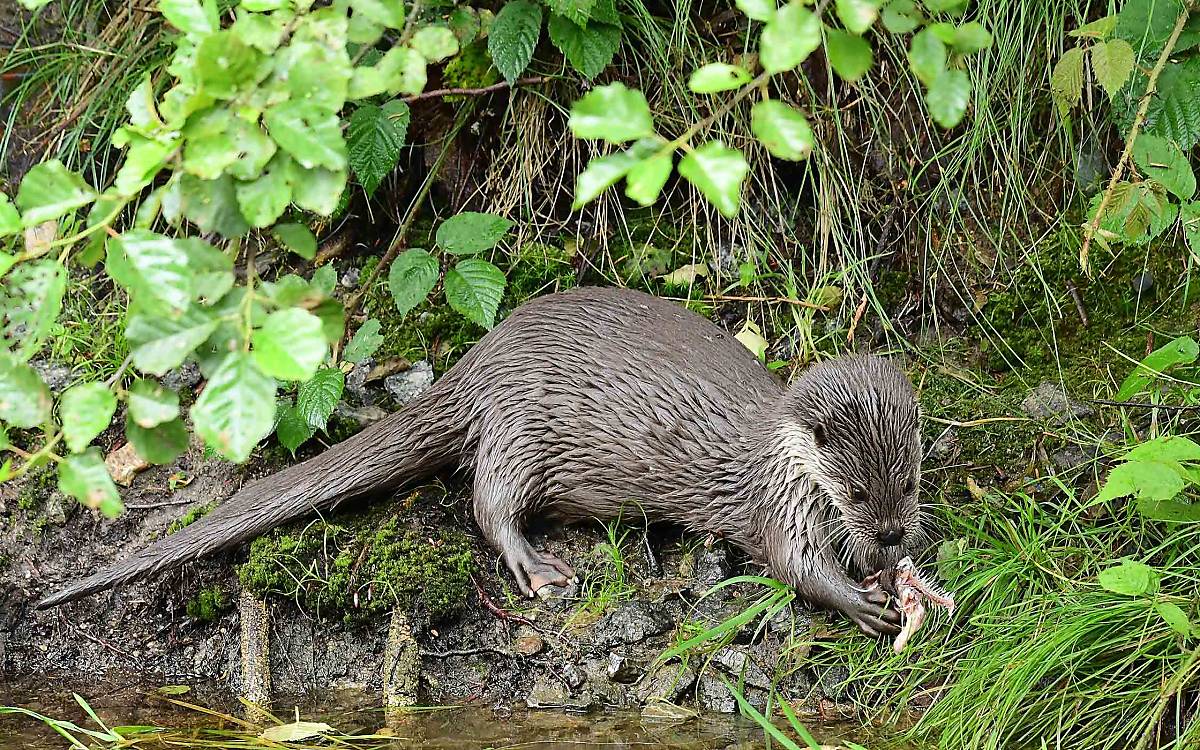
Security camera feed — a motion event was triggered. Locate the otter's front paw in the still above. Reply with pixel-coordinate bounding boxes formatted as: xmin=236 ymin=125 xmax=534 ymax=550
xmin=844 ymin=586 xmax=902 ymax=638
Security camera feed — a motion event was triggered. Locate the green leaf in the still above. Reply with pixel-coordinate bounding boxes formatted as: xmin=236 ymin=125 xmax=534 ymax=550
xmin=489 ymin=0 xmax=543 ymax=83
xmin=274 ymin=39 xmax=351 ymax=116
xmin=128 ymin=378 xmax=180 ymax=428
xmin=925 ymin=68 xmax=971 ymax=128
xmin=1136 ymin=497 xmax=1200 ymax=523
xmin=0 ymin=259 xmax=65 ymax=360
xmin=677 ymin=141 xmax=749 ymax=217
xmin=1127 ymin=435 xmax=1200 ymax=464
xmin=1142 ymin=60 xmax=1200 ymax=151
xmin=445 ymin=258 xmax=506 ymax=329
xmin=264 ymin=101 xmax=348 ymax=171
xmin=0 ymin=253 xmax=14 ymax=279
xmin=0 ymin=194 xmax=20 ymax=237
xmin=314 ymin=298 xmax=345 ymax=344
xmin=1154 ymin=602 xmax=1193 ymax=636
xmin=159 ymin=0 xmax=219 ymax=37
xmin=288 ymin=165 xmax=347 ymax=217
xmin=908 ymin=28 xmax=946 ymax=87
xmin=235 ymin=154 xmax=292 ymax=227
xmin=182 ymin=239 xmax=234 ymax=306
xmin=411 ymin=26 xmax=460 ymax=62
xmin=625 ymin=151 xmax=673 ymax=206
xmin=759 ymin=3 xmax=821 ymax=73
xmin=836 ymin=0 xmax=880 ymax=34
xmin=296 ymin=367 xmax=344 ymax=430
xmin=1097 ymin=560 xmax=1159 ymax=596
xmin=1181 ymin=201 xmax=1200 ymax=257
xmin=273 ymin=224 xmax=318 ymax=260
xmin=825 ymin=29 xmax=873 ymax=83
xmin=1116 ymin=335 xmax=1199 ymax=400
xmin=252 ymin=309 xmax=328 ymax=382
xmin=1071 ymin=14 xmax=1116 ymax=40
xmin=881 ymin=0 xmax=921 ymax=33
xmin=170 ymin=174 xmax=251 ymax=238
xmin=15 ymin=160 xmax=97 ymax=227
xmin=311 ymin=264 xmax=337 ymax=297
xmin=1051 ymin=46 xmax=1086 ymax=111
xmin=388 ymin=248 xmax=440 ymax=316
xmin=1097 ymin=460 xmax=1186 ymax=504
xmin=191 ymin=352 xmax=277 ymax=463
xmin=688 ymin=63 xmax=752 ymax=93
xmin=276 ymin=403 xmax=316 ymax=454
xmin=569 ymin=82 xmax=655 ymax=143
xmin=1131 ymin=134 xmax=1196 ymax=199
xmin=344 ymin=319 xmax=384 ymax=363
xmin=234 ymin=9 xmax=291 ymax=52
xmin=350 ymin=0 xmax=405 ymax=29
xmin=126 ymin=307 xmax=220 ymax=375
xmin=108 ymin=230 xmax=192 ymax=315
xmin=751 ymin=100 xmax=815 ymax=161
xmin=436 ymin=212 xmax=513 ymax=255
xmin=735 ymin=0 xmax=776 ymax=22
xmin=347 ymin=101 xmax=410 ymax=197
xmin=195 ymin=31 xmax=263 ymax=100
xmin=547 ymin=14 xmax=621 ymax=79
xmin=950 ymin=22 xmax=992 ymax=53
xmin=126 ymin=414 xmax=189 ymax=465
xmin=449 ymin=6 xmax=482 ymax=43
xmin=376 ymin=47 xmax=428 ymax=96
xmin=58 ymin=450 xmax=123 ymax=518
xmin=573 ymin=151 xmax=640 ymax=208
xmin=1088 ymin=38 xmax=1134 ymax=101
xmin=59 ymin=383 xmax=117 ymax=453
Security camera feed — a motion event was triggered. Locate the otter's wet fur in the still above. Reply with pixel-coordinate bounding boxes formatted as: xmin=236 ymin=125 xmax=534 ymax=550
xmin=39 ymin=287 xmax=923 ymax=636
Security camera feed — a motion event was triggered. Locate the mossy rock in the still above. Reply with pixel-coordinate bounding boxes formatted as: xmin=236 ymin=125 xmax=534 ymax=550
xmin=186 ymin=586 xmax=229 ymax=622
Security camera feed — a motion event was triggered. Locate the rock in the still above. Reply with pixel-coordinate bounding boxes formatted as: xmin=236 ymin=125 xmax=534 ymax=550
xmin=692 ymin=541 xmax=735 ymax=590
xmin=384 ymin=361 xmax=434 ymax=406
xmin=561 ymin=661 xmax=585 ymax=690
xmin=1021 ymin=382 xmax=1094 ymax=424
xmin=1132 ymin=270 xmax=1154 ymax=294
xmin=636 ymin=663 xmax=696 ymax=703
xmin=512 ymin=627 xmax=544 ymax=656
xmin=340 ymin=267 xmax=361 ymax=289
xmin=332 ymin=402 xmax=389 ymax=427
xmin=590 ymin=601 xmax=672 ymax=648
xmin=713 ymin=243 xmax=741 ymax=276
xmin=344 ymin=360 xmax=374 ymax=405
xmin=696 ymin=675 xmax=737 ymax=713
xmin=40 ymin=492 xmax=71 ymax=526
xmin=105 ymin=442 xmax=151 ymax=486
xmin=927 ymin=430 xmax=960 ymax=462
xmin=606 ymin=652 xmax=641 ymax=683
xmin=29 ymin=360 xmax=71 ymax=394
xmin=641 ymin=701 xmax=697 ymax=722
xmin=525 ymin=675 xmax=591 ymax=709
xmin=383 ymin=611 xmax=420 ymax=708
xmin=1050 ymin=444 xmax=1088 ymax=471
xmin=161 ymin=362 xmax=202 ymax=391
xmin=712 ymin=647 xmax=771 ymax=689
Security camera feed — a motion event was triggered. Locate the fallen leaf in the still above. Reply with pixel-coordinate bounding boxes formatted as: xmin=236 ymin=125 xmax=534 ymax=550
xmin=660 ymin=263 xmax=709 ymax=285
xmin=23 ymin=221 xmax=57 ymax=255
xmin=105 ymin=442 xmax=150 ymax=486
xmin=259 ymin=721 xmax=335 ymax=742
xmin=735 ymin=320 xmax=769 ymax=361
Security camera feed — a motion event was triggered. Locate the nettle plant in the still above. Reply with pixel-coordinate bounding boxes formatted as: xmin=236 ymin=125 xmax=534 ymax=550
xmin=566 ymin=0 xmax=994 ymax=215
xmin=0 ymin=0 xmax=520 ymax=516
xmin=1051 ymin=0 xmax=1200 ymax=271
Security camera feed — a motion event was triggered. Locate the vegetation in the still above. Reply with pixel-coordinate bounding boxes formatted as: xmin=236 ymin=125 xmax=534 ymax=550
xmin=2 ymin=0 xmax=1200 ymax=747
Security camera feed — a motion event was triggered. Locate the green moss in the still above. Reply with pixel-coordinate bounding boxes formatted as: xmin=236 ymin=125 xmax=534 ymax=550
xmin=186 ymin=586 xmax=228 ymax=622
xmin=440 ymin=40 xmax=498 ymax=102
xmin=505 ymin=242 xmax=577 ymax=304
xmin=167 ymin=502 xmax=216 ymax=535
xmin=238 ymin=514 xmax=474 ymax=622
xmin=17 ymin=464 xmax=56 ymax=512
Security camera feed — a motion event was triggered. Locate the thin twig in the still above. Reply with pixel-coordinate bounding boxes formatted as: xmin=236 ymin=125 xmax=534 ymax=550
xmin=402 ymin=76 xmax=553 ymax=104
xmin=925 ymin=416 xmax=1031 ymax=428
xmin=123 ymin=498 xmax=204 ymax=510
xmin=470 ymin=574 xmax=537 ymax=629
xmin=1079 ymin=6 xmax=1192 ymax=274
xmin=699 ymin=294 xmax=829 ymax=310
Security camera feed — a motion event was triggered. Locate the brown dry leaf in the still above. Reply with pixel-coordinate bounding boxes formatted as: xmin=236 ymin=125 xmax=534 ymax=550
xmin=105 ymin=442 xmax=150 ymax=487
xmin=23 ymin=221 xmax=57 ymax=255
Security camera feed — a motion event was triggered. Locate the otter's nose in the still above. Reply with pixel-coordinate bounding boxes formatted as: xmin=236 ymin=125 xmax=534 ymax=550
xmin=878 ymin=526 xmax=904 ymax=547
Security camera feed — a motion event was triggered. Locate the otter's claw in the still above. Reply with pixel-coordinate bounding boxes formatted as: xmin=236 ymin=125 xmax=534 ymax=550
xmin=506 ymin=549 xmax=576 ymax=597
xmin=846 ymin=586 xmax=902 ymax=637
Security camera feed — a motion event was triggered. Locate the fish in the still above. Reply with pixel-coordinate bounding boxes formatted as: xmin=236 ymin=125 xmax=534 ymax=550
xmin=861 ymin=556 xmax=955 ymax=653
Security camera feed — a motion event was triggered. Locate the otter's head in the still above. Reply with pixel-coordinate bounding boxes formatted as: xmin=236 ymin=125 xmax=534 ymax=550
xmin=779 ymin=355 xmax=923 ymax=575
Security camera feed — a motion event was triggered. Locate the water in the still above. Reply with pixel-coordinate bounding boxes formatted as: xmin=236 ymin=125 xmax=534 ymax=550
xmin=0 ymin=681 xmax=899 ymax=749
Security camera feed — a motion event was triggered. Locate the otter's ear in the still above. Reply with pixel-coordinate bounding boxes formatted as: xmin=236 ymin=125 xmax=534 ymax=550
xmin=812 ymin=422 xmax=827 ymax=448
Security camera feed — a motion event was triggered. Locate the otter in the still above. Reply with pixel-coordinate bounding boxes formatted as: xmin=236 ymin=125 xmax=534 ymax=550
xmin=38 ymin=286 xmax=923 ymax=637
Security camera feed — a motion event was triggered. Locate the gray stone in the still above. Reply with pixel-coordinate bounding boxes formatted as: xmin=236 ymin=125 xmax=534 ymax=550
xmin=927 ymin=430 xmax=960 ymax=462
xmin=161 ymin=361 xmax=202 ymax=391
xmin=591 ymin=601 xmax=672 ymax=648
xmin=696 ymin=675 xmax=737 ymax=713
xmin=636 ymin=663 xmax=696 ymax=703
xmin=692 ymin=541 xmax=735 ymax=589
xmin=40 ymin=492 xmax=71 ymax=526
xmin=29 ymin=360 xmax=71 ymax=394
xmin=712 ymin=647 xmax=771 ymax=689
xmin=561 ymin=660 xmax=586 ymax=689
xmin=344 ymin=360 xmax=374 ymax=405
xmin=333 ymin=402 xmax=389 ymax=426
xmin=1021 ymin=382 xmax=1094 ymax=423
xmin=340 ymin=267 xmax=361 ymax=289
xmin=606 ymin=652 xmax=641 ymax=683
xmin=384 ymin=361 xmax=434 ymax=406
xmin=525 ymin=675 xmax=591 ymax=709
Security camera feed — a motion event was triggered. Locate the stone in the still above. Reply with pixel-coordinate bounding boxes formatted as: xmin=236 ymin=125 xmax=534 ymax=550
xmin=340 ymin=267 xmax=361 ymax=289
xmin=238 ymin=590 xmax=272 ymax=711
xmin=606 ymin=652 xmax=641 ymax=683
xmin=635 ymin=662 xmax=696 ymax=703
xmin=696 ymin=674 xmax=737 ymax=713
xmin=383 ymin=611 xmax=420 ymax=708
xmin=561 ymin=661 xmax=585 ymax=690
xmin=1021 ymin=382 xmax=1093 ymax=424
xmin=29 ymin=360 xmax=71 ymax=394
xmin=712 ymin=647 xmax=772 ymax=689
xmin=927 ymin=430 xmax=960 ymax=462
xmin=591 ymin=601 xmax=672 ymax=648
xmin=344 ymin=360 xmax=374 ymax=405
xmin=161 ymin=361 xmax=202 ymax=391
xmin=512 ymin=627 xmax=544 ymax=656
xmin=692 ymin=541 xmax=736 ymax=590
xmin=525 ymin=675 xmax=592 ymax=709
xmin=384 ymin=361 xmax=434 ymax=406
xmin=333 ymin=402 xmax=389 ymax=427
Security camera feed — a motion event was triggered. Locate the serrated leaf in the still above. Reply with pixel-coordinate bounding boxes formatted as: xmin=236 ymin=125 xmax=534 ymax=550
xmin=1097 ymin=460 xmax=1186 ymax=504
xmin=1132 ymin=134 xmax=1196 ymax=199
xmin=925 ymin=68 xmax=971 ymax=128
xmin=159 ymin=0 xmax=219 ymax=37
xmin=688 ymin=63 xmax=752 ymax=93
xmin=908 ymin=28 xmax=946 ymax=87
xmin=1071 ymin=14 xmax=1116 ymax=40
xmin=126 ymin=308 xmax=220 ymax=375
xmin=569 ymin=82 xmax=655 ymax=143
xmin=108 ymin=230 xmax=192 ymax=315
xmin=436 ymin=212 xmax=513 ymax=255
xmin=489 ymin=0 xmax=542 ymax=83
xmin=1127 ymin=435 xmax=1200 ymax=463
xmin=1181 ymin=201 xmax=1200 ymax=257
xmin=252 ymin=309 xmax=328 ymax=381
xmin=296 ymin=367 xmax=344 ymax=430
xmin=735 ymin=0 xmax=776 ymax=21
xmin=547 ymin=14 xmax=621 ymax=79
xmin=759 ymin=3 xmax=820 ymax=73
xmin=1097 ymin=559 xmax=1159 ymax=596
xmin=59 ymin=449 xmax=123 ymax=518
xmin=126 ymin=414 xmax=188 ymax=465
xmin=388 ymin=248 xmax=440 ymax=316
xmin=1091 ymin=38 xmax=1135 ymax=99
xmin=344 ymin=319 xmax=384 ymax=363
xmin=1143 ymin=60 xmax=1200 ymax=151
xmin=1136 ymin=497 xmax=1200 ymax=523
xmin=1116 ymin=335 xmax=1199 ymax=400
xmin=273 ymin=224 xmax=317 ymax=260
xmin=678 ymin=141 xmax=749 ymax=217
xmin=191 ymin=352 xmax=277 ymax=463
xmin=0 ymin=259 xmax=65 ymax=359
xmin=836 ymin=0 xmax=879 ymax=34
xmin=0 ymin=354 xmax=51 ymax=428
xmin=15 ymin=160 xmax=97 ymax=227
xmin=1051 ymin=46 xmax=1086 ymax=110
xmin=128 ymin=378 xmax=180 ymax=428
xmin=347 ymin=101 xmax=410 ymax=197
xmin=411 ymin=26 xmax=460 ymax=62
xmin=625 ymin=151 xmax=673 ymax=206
xmin=825 ymin=29 xmax=873 ymax=83
xmin=59 ymin=383 xmax=117 ymax=453
xmin=445 ymin=258 xmax=506 ymax=329
xmin=751 ymin=100 xmax=814 ymax=161
xmin=276 ymin=403 xmax=315 ymax=454
xmin=235 ymin=154 xmax=292 ymax=227
xmin=264 ymin=101 xmax=348 ymax=171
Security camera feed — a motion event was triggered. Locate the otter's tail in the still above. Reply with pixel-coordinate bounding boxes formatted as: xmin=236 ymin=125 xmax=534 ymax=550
xmin=36 ymin=383 xmax=466 ymax=610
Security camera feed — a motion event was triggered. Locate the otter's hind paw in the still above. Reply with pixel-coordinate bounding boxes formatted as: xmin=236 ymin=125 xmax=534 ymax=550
xmin=506 ymin=549 xmax=577 ymax=598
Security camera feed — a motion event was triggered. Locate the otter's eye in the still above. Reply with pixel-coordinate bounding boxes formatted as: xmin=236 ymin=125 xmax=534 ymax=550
xmin=902 ymin=477 xmax=916 ymax=494
xmin=812 ymin=423 xmax=827 ymax=448
xmin=850 ymin=485 xmax=868 ymax=504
